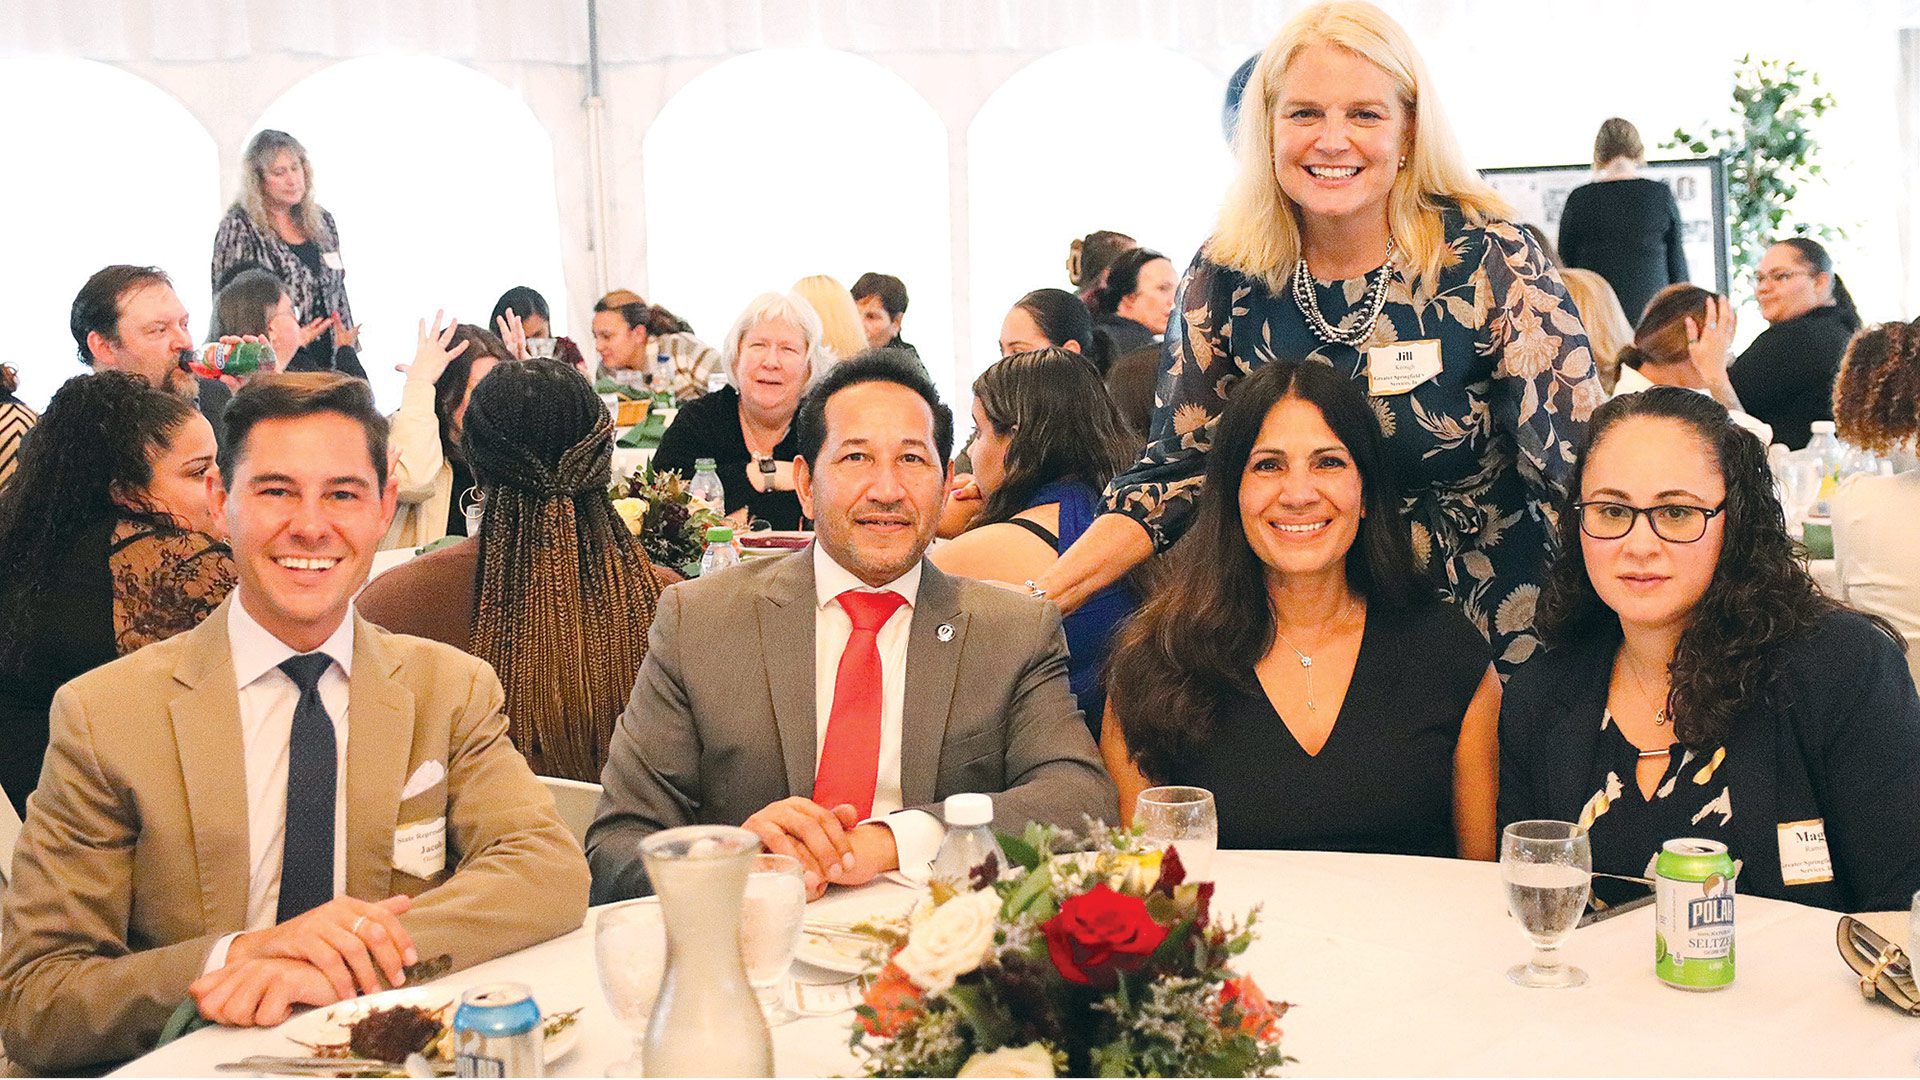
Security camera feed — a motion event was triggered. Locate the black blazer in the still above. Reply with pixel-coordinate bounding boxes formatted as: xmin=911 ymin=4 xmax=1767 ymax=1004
xmin=1499 ymin=610 xmax=1920 ymax=911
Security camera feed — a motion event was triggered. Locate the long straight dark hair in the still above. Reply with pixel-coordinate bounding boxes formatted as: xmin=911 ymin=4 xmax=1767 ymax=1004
xmin=969 ymin=348 xmax=1136 ymax=528
xmin=1106 ymin=359 xmax=1424 ymax=779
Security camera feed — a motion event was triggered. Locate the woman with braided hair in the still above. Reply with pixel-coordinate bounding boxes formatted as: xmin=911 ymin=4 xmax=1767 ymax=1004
xmin=1830 ymin=317 xmax=1920 ymax=685
xmin=358 ymin=358 xmax=665 ymax=780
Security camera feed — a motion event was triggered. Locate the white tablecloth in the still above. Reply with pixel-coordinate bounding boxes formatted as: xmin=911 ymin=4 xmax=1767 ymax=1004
xmin=114 ymin=850 xmax=1915 ymax=1077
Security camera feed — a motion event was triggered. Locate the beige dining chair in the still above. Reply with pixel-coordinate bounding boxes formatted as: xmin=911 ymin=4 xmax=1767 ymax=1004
xmin=539 ymin=775 xmax=603 ymax=849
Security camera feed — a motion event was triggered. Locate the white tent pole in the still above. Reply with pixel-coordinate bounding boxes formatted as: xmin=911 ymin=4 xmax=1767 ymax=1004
xmin=585 ymin=0 xmax=611 ymax=299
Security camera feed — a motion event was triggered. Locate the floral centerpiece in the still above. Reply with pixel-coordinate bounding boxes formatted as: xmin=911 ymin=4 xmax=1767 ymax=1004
xmin=849 ymin=825 xmax=1291 ymax=1077
xmin=609 ymin=465 xmax=725 ymax=574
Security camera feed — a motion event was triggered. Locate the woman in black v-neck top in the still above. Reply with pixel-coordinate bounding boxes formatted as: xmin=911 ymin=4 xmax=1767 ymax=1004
xmin=1101 ymin=360 xmax=1501 ymax=860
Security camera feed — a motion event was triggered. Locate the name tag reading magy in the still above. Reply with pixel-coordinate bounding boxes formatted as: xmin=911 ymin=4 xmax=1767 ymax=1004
xmin=393 ymin=816 xmax=447 ymax=880
xmin=1776 ymin=818 xmax=1834 ymax=886
xmin=1365 ymin=339 xmax=1442 ymax=396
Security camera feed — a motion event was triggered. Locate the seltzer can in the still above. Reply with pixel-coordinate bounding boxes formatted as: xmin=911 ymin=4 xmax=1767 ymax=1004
xmin=1654 ymin=838 xmax=1736 ymax=990
xmin=453 ymin=982 xmax=545 ymax=1077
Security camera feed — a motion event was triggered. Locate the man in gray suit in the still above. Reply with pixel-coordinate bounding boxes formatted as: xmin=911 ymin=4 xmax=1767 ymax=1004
xmin=588 ymin=351 xmax=1116 ymax=901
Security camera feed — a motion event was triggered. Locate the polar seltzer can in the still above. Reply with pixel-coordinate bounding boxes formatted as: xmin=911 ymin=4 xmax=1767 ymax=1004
xmin=1654 ymin=838 xmax=1736 ymax=990
xmin=453 ymin=982 xmax=545 ymax=1077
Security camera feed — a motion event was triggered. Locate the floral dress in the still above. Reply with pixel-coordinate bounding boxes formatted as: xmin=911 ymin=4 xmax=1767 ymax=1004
xmin=1105 ymin=209 xmax=1604 ymax=672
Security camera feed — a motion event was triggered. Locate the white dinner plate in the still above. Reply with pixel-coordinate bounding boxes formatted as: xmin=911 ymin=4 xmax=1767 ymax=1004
xmin=280 ymin=985 xmax=581 ymax=1065
xmin=794 ymin=925 xmax=888 ymax=975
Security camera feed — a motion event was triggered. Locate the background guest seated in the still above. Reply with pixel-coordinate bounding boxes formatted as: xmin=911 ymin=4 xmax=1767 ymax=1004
xmin=359 ymin=358 xmax=666 ymax=781
xmin=852 ymin=271 xmax=917 ymax=358
xmin=1087 ymin=246 xmax=1175 ymax=365
xmin=1830 ymin=319 xmax=1920 ymax=686
xmin=1729 ymin=237 xmax=1861 ymax=450
xmin=0 ymin=371 xmax=234 ymax=818
xmin=1102 ymin=360 xmax=1499 ymax=860
xmin=1559 ymin=267 xmax=1634 ymax=395
xmin=381 ymin=316 xmax=514 ymax=550
xmin=1499 ymin=387 xmax=1920 ymax=911
xmin=1613 ymin=285 xmax=1772 ymax=444
xmin=1067 ymin=229 xmax=1137 ymax=310
xmin=0 ymin=361 xmax=36 ymax=489
xmin=651 ymin=291 xmax=828 ymax=531
xmin=931 ymin=347 xmax=1140 ymax=728
xmin=199 ymin=266 xmax=366 ymax=451
xmin=491 ymin=285 xmax=589 ymax=374
xmin=0 ymin=372 xmax=586 ymax=1074
xmin=793 ymin=274 xmax=872 ymax=362
xmin=587 ymin=351 xmax=1116 ymax=902
xmin=590 ymin=290 xmax=723 ymax=401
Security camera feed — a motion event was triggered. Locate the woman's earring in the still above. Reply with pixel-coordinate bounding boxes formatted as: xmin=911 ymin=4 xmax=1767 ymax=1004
xmin=1398 ymin=154 xmax=1408 ymax=171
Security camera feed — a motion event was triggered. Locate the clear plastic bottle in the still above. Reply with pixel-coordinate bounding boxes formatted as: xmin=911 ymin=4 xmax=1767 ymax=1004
xmin=1804 ymin=421 xmax=1845 ymax=517
xmin=928 ymin=793 xmax=1007 ymax=890
xmin=688 ymin=458 xmax=725 ymax=509
xmin=699 ymin=525 xmax=740 ymax=577
xmin=651 ymin=348 xmax=675 ymax=394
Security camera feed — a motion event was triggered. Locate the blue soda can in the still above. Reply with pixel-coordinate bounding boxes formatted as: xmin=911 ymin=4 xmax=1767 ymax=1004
xmin=453 ymin=982 xmax=544 ymax=1077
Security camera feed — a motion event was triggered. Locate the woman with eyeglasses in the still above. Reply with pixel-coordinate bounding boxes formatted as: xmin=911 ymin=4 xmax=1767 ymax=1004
xmin=1726 ymin=238 xmax=1862 ymax=450
xmin=1498 ymin=387 xmax=1920 ymax=911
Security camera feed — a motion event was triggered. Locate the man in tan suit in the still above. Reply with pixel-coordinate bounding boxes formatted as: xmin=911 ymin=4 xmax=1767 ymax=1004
xmin=587 ymin=351 xmax=1116 ymax=902
xmin=0 ymin=373 xmax=588 ymax=1074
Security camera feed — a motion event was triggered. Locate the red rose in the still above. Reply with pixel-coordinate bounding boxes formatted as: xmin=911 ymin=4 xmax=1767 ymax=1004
xmin=1041 ymin=883 xmax=1168 ymax=987
xmin=1218 ymin=976 xmax=1285 ymax=1041
xmin=860 ymin=962 xmax=924 ymax=1037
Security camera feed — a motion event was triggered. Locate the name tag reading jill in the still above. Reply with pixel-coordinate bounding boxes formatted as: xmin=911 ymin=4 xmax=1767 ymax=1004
xmin=1365 ymin=339 xmax=1442 ymax=396
xmin=1776 ymin=818 xmax=1834 ymax=886
xmin=320 ymin=250 xmax=345 ymax=271
xmin=393 ymin=816 xmax=447 ymax=880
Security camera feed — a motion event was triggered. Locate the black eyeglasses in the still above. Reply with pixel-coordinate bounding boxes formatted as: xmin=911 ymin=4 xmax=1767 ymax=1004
xmin=1575 ymin=500 xmax=1726 ymax=543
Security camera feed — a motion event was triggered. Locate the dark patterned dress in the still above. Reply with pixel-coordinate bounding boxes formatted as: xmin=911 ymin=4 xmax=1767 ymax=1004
xmin=0 ymin=515 xmax=235 ymax=815
xmin=211 ymin=203 xmax=354 ymax=371
xmin=1104 ymin=210 xmax=1604 ymax=672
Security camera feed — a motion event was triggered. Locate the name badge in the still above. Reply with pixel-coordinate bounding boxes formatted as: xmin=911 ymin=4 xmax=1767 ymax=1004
xmin=1776 ymin=818 xmax=1834 ymax=886
xmin=393 ymin=816 xmax=447 ymax=880
xmin=321 ymin=250 xmax=345 ymax=271
xmin=1365 ymin=339 xmax=1442 ymax=396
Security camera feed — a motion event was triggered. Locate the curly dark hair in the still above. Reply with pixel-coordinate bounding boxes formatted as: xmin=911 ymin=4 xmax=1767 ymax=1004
xmin=1538 ymin=387 xmax=1851 ymax=750
xmin=434 ymin=324 xmax=516 ymax=463
xmin=1833 ymin=317 xmax=1920 ymax=454
xmin=1106 ymin=359 xmax=1426 ymax=780
xmin=0 ymin=371 xmax=199 ymax=671
xmin=969 ymin=348 xmax=1137 ymax=528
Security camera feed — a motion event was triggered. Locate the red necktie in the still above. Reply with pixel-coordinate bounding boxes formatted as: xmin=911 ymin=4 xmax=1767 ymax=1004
xmin=813 ymin=589 xmax=908 ymax=818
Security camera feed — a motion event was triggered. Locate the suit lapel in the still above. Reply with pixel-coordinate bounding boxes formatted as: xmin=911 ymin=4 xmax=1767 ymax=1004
xmin=168 ymin=605 xmax=251 ymax=933
xmin=344 ymin=616 xmax=413 ymax=900
xmin=900 ymin=562 xmax=966 ymax=808
xmin=757 ymin=552 xmax=819 ymax=797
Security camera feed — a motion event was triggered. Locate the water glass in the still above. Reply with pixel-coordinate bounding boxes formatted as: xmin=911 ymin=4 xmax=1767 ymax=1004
xmin=739 ymin=853 xmax=808 ymax=1026
xmin=592 ymin=899 xmax=665 ymax=1075
xmin=1501 ymin=820 xmax=1592 ymax=989
xmin=1134 ymin=786 xmax=1218 ymax=881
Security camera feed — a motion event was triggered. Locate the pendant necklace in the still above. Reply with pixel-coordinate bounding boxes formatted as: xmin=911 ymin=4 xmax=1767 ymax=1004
xmin=1292 ymin=239 xmax=1397 ymax=348
xmin=1621 ymin=648 xmax=1671 ymax=727
xmin=1272 ymin=596 xmax=1358 ymax=712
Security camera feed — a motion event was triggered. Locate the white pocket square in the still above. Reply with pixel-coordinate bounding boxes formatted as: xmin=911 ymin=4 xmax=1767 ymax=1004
xmin=401 ymin=759 xmax=446 ymax=800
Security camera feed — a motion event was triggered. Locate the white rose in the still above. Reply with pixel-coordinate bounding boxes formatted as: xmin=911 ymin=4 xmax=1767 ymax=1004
xmin=956 ymin=1043 xmax=1056 ymax=1078
xmin=892 ymin=888 xmax=1000 ymax=992
xmin=611 ymin=497 xmax=647 ymax=534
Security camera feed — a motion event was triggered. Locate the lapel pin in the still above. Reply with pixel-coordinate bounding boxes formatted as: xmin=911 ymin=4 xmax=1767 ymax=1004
xmin=936 ymin=623 xmax=955 ymax=642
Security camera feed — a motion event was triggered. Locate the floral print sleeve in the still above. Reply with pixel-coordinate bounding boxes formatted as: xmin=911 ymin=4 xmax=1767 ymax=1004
xmin=1101 ymin=254 xmax=1241 ymax=551
xmin=1475 ymin=221 xmax=1605 ymax=544
xmin=109 ymin=519 xmax=238 ymax=654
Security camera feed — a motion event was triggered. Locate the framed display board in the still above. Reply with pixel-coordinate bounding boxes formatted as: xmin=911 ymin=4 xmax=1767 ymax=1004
xmin=1481 ymin=157 xmax=1730 ymax=296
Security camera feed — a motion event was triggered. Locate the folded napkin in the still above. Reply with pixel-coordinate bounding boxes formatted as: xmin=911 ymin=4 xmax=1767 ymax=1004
xmin=595 ymin=378 xmax=650 ymax=401
xmin=618 ymin=413 xmax=669 ymax=449
xmin=1837 ymin=913 xmax=1918 ymax=1015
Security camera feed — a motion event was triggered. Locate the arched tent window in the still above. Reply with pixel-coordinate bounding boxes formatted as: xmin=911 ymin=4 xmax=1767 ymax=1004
xmin=967 ymin=45 xmax=1233 ymax=384
xmin=0 ymin=58 xmax=219 ymax=410
xmin=255 ymin=55 xmax=568 ymax=408
xmin=643 ymin=48 xmax=953 ymax=396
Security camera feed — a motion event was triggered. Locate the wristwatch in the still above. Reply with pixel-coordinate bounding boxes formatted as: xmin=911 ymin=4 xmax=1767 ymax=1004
xmin=757 ymin=457 xmax=778 ymax=475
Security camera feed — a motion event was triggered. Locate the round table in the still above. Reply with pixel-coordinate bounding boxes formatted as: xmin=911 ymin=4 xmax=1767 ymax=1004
xmin=112 ymin=850 xmax=1914 ymax=1076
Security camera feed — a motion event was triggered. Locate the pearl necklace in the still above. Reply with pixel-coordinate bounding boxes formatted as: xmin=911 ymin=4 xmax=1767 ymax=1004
xmin=1272 ymin=596 xmax=1358 ymax=713
xmin=1291 ymin=240 xmax=1398 ymax=348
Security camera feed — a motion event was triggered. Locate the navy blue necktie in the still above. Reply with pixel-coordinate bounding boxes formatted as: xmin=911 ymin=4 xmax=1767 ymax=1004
xmin=276 ymin=653 xmax=337 ymax=922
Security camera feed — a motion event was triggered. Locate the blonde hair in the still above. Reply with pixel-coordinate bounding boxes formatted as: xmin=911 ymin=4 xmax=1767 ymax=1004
xmin=1210 ymin=1 xmax=1510 ymax=294
xmin=237 ymin=130 xmax=327 ymax=242
xmin=1558 ymin=269 xmax=1633 ymax=393
xmin=791 ymin=275 xmax=868 ymax=361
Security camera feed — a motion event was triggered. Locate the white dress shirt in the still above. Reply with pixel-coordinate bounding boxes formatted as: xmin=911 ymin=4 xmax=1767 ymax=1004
xmin=203 ymin=594 xmax=355 ymax=971
xmin=811 ymin=546 xmax=943 ymax=881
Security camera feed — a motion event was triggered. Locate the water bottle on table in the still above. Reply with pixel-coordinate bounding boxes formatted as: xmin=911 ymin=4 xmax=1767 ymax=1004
xmin=699 ymin=526 xmax=740 ymax=576
xmin=688 ymin=458 xmax=725 ymax=509
xmin=929 ymin=793 xmax=1007 ymax=889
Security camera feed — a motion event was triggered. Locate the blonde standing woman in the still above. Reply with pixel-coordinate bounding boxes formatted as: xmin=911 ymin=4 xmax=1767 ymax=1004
xmin=1037 ymin=0 xmax=1602 ymax=673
